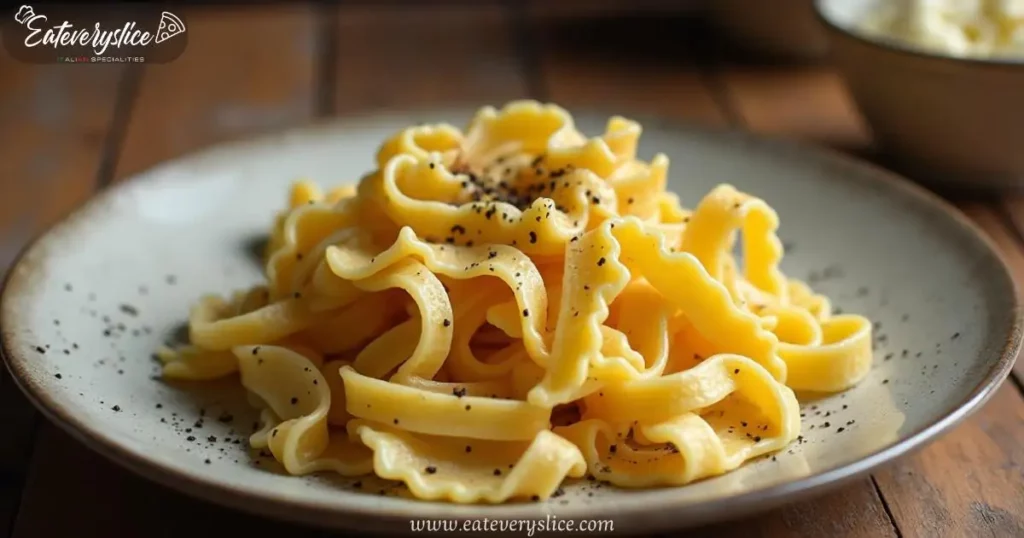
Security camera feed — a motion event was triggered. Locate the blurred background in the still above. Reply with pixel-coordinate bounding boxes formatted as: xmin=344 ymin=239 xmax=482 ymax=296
xmin=0 ymin=0 xmax=864 ymax=272
xmin=1 ymin=1 xmax=1023 ymax=537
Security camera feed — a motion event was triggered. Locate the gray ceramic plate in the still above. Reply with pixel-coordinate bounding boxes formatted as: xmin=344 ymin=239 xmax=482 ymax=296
xmin=2 ymin=109 xmax=1021 ymax=536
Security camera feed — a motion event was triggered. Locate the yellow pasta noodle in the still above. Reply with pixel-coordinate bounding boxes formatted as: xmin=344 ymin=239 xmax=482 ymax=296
xmin=161 ymin=100 xmax=873 ymax=503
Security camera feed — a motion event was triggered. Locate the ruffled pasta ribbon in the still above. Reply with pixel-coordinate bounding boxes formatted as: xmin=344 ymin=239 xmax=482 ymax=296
xmin=161 ymin=100 xmax=873 ymax=503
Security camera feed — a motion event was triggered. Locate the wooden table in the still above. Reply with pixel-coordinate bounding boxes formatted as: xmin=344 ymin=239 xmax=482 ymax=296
xmin=1 ymin=4 xmax=1022 ymax=537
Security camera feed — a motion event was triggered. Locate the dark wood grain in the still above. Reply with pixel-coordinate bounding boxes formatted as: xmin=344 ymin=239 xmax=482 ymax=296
xmin=717 ymin=68 xmax=871 ymax=151
xmin=113 ymin=6 xmax=318 ymax=181
xmin=688 ymin=480 xmax=896 ymax=538
xmin=12 ymin=423 xmax=334 ymax=538
xmin=0 ymin=50 xmax=128 ymax=538
xmin=517 ymin=0 xmax=703 ymax=18
xmin=0 ymin=381 xmax=34 ymax=538
xmin=9 ymin=6 xmax=321 ymax=537
xmin=871 ymin=383 xmax=1024 ymax=538
xmin=530 ymin=7 xmax=726 ymax=126
xmin=334 ymin=4 xmax=526 ymax=115
xmin=0 ymin=59 xmax=125 ymax=278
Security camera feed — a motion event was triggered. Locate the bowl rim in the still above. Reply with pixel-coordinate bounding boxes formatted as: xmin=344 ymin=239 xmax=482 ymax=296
xmin=813 ymin=0 xmax=1024 ymax=69
xmin=1 ymin=108 xmax=1022 ymax=534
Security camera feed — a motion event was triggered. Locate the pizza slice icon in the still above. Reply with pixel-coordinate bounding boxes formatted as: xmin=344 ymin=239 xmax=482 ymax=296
xmin=155 ymin=11 xmax=185 ymax=44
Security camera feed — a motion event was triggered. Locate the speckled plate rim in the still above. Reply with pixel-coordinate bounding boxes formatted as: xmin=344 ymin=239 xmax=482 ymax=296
xmin=2 ymin=110 xmax=1021 ymax=535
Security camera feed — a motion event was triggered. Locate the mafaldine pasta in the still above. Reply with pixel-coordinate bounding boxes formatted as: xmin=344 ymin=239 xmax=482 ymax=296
xmin=160 ymin=101 xmax=874 ymax=503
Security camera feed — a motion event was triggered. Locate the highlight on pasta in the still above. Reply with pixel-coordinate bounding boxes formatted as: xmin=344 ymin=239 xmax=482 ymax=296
xmin=159 ymin=101 xmax=874 ymax=503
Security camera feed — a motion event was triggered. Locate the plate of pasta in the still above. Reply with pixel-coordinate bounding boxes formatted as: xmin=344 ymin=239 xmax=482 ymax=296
xmin=2 ymin=101 xmax=1020 ymax=534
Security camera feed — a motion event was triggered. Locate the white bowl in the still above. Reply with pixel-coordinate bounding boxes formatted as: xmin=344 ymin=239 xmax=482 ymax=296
xmin=815 ymin=0 xmax=1024 ymax=190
